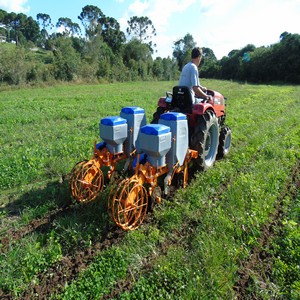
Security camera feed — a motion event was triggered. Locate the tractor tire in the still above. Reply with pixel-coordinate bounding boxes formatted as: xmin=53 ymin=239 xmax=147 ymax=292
xmin=217 ymin=126 xmax=232 ymax=158
xmin=151 ymin=107 xmax=165 ymax=124
xmin=190 ymin=110 xmax=219 ymax=171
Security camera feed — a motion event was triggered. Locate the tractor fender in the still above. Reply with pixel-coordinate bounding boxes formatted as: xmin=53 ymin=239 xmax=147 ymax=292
xmin=192 ymin=103 xmax=216 ymax=116
xmin=158 ymin=97 xmax=167 ymax=108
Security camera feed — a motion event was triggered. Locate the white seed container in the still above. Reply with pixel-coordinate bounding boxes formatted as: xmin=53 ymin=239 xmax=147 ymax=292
xmin=100 ymin=116 xmax=127 ymax=154
xmin=136 ymin=124 xmax=171 ymax=168
xmin=120 ymin=106 xmax=146 ymax=157
xmin=159 ymin=112 xmax=188 ymax=169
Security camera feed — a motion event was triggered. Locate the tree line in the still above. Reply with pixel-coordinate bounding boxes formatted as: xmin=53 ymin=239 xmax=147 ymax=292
xmin=0 ymin=5 xmax=299 ymax=86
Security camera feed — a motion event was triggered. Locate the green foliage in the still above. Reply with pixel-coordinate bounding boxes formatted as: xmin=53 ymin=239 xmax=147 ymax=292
xmin=52 ymin=37 xmax=81 ymax=80
xmin=0 ymin=231 xmax=62 ymax=296
xmin=1 ymin=6 xmax=299 ymax=86
xmin=0 ymin=81 xmax=299 ymax=299
xmin=56 ymin=17 xmax=81 ymax=37
xmin=127 ymin=16 xmax=156 ymax=53
xmin=173 ymin=33 xmax=196 ymax=71
xmin=207 ymin=33 xmax=300 ymax=83
xmin=120 ymin=247 xmax=189 ymax=299
xmin=0 ymin=44 xmax=27 ymax=84
xmin=270 ymin=192 xmax=300 ymax=298
xmin=122 ymin=39 xmax=153 ymax=80
xmin=61 ymin=247 xmax=128 ymax=299
xmin=78 ymin=5 xmax=104 ymax=39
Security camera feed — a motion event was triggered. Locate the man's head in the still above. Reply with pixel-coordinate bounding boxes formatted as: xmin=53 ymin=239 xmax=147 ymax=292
xmin=191 ymin=47 xmax=203 ymax=66
xmin=191 ymin=47 xmax=202 ymax=59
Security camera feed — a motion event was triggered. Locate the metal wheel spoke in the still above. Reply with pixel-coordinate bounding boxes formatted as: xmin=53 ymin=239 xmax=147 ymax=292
xmin=108 ymin=178 xmax=148 ymax=230
xmin=70 ymin=159 xmax=103 ymax=203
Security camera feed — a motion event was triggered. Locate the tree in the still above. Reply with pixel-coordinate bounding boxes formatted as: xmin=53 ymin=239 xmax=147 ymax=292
xmin=127 ymin=16 xmax=156 ymax=42
xmin=173 ymin=33 xmax=196 ymax=71
xmin=126 ymin=16 xmax=156 ymax=52
xmin=0 ymin=9 xmax=7 ymax=20
xmin=201 ymin=47 xmax=219 ymax=78
xmin=163 ymin=57 xmax=179 ymax=80
xmin=122 ymin=39 xmax=153 ymax=80
xmin=228 ymin=49 xmax=238 ymax=58
xmin=23 ymin=16 xmax=40 ymax=43
xmin=79 ymin=6 xmax=125 ymax=51
xmin=0 ymin=9 xmax=7 ymax=28
xmin=100 ymin=16 xmax=125 ymax=52
xmin=52 ymin=37 xmax=81 ymax=81
xmin=78 ymin=5 xmax=104 ymax=39
xmin=280 ymin=31 xmax=289 ymax=41
xmin=37 ymin=13 xmax=53 ymax=41
xmin=276 ymin=33 xmax=300 ymax=83
xmin=153 ymin=57 xmax=164 ymax=80
xmin=0 ymin=10 xmax=8 ymax=41
xmin=0 ymin=45 xmax=27 ymax=84
xmin=1 ymin=12 xmax=39 ymax=46
xmin=56 ymin=17 xmax=81 ymax=36
xmin=3 ymin=12 xmax=26 ymax=45
xmin=202 ymin=47 xmax=217 ymax=61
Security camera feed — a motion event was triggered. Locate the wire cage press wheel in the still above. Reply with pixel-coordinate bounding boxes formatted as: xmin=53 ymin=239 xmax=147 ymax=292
xmin=109 ymin=178 xmax=148 ymax=230
xmin=70 ymin=159 xmax=104 ymax=203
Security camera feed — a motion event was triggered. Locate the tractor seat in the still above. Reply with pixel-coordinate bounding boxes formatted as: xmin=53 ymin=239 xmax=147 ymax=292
xmin=171 ymin=86 xmax=193 ymax=114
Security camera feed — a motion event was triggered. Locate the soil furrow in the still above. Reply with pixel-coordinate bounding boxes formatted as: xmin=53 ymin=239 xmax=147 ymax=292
xmin=19 ymin=225 xmax=125 ymax=299
xmin=0 ymin=204 xmax=73 ymax=254
xmin=234 ymin=159 xmax=300 ymax=299
xmin=101 ymin=219 xmax=198 ymax=299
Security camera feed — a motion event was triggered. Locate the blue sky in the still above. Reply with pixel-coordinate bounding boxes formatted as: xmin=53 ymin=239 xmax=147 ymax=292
xmin=1 ymin=0 xmax=300 ymax=59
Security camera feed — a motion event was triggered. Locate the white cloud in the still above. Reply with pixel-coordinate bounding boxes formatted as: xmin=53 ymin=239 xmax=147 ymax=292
xmin=128 ymin=0 xmax=150 ymax=15
xmin=127 ymin=0 xmax=196 ymax=32
xmin=119 ymin=0 xmax=196 ymax=57
xmin=0 ymin=0 xmax=30 ymax=13
xmin=118 ymin=0 xmax=300 ymax=59
xmin=192 ymin=0 xmax=300 ymax=58
xmin=199 ymin=0 xmax=239 ymax=16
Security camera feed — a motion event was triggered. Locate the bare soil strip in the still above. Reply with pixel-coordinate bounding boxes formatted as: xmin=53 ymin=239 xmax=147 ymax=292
xmin=101 ymin=218 xmax=199 ymax=299
xmin=0 ymin=204 xmax=73 ymax=254
xmin=19 ymin=225 xmax=125 ymax=299
xmin=234 ymin=159 xmax=300 ymax=298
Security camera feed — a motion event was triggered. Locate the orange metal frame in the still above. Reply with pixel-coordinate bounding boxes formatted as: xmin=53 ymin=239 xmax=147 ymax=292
xmin=127 ymin=149 xmax=198 ymax=205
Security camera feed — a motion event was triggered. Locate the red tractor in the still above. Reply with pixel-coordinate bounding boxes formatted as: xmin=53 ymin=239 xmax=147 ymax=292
xmin=152 ymin=86 xmax=232 ymax=171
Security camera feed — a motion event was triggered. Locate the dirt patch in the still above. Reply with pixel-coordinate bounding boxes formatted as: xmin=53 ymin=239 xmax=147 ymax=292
xmin=234 ymin=159 xmax=300 ymax=298
xmin=20 ymin=225 xmax=125 ymax=299
xmin=0 ymin=204 xmax=73 ymax=254
xmin=101 ymin=216 xmax=201 ymax=299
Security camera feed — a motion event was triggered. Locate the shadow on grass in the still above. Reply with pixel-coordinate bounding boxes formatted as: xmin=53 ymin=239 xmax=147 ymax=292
xmin=1 ymin=178 xmax=72 ymax=218
xmin=0 ymin=176 xmax=117 ymax=254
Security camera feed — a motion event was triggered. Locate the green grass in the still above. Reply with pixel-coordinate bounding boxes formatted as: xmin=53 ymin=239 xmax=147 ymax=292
xmin=0 ymin=80 xmax=299 ymax=299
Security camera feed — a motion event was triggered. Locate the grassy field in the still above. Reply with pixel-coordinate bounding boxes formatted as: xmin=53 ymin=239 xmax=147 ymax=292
xmin=0 ymin=80 xmax=299 ymax=299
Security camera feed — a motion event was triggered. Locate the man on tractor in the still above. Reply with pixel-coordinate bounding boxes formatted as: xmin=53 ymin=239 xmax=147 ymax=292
xmin=179 ymin=47 xmax=211 ymax=103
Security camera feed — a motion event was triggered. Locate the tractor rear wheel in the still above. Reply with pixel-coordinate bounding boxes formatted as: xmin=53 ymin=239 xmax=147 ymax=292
xmin=190 ymin=111 xmax=219 ymax=171
xmin=217 ymin=126 xmax=232 ymax=158
xmin=151 ymin=107 xmax=165 ymax=124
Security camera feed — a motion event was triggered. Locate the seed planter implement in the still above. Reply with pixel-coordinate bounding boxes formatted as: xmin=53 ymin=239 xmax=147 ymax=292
xmin=70 ymin=86 xmax=232 ymax=230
